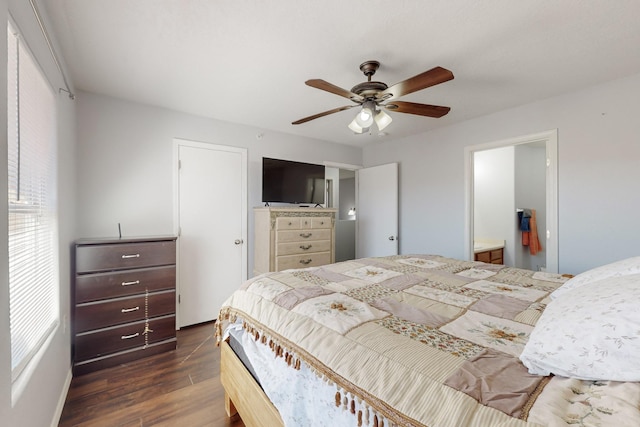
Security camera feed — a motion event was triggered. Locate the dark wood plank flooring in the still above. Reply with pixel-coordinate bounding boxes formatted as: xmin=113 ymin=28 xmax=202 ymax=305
xmin=59 ymin=321 xmax=245 ymax=427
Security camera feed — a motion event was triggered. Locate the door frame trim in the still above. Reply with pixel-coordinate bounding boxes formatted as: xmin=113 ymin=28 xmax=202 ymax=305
xmin=172 ymin=138 xmax=248 ymax=328
xmin=464 ymin=129 xmax=558 ymax=273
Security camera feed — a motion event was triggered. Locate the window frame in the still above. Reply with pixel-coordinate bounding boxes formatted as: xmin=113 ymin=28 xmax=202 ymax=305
xmin=7 ymin=18 xmax=60 ymax=388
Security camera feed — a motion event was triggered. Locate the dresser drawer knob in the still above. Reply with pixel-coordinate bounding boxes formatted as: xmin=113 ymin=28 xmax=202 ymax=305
xmin=299 ymin=259 xmax=312 ymax=265
xmin=299 ymin=244 xmax=312 ymax=250
xmin=299 ymin=233 xmax=312 ymax=238
xmin=121 ymin=280 xmax=140 ymax=287
xmin=121 ymin=254 xmax=140 ymax=259
xmin=121 ymin=306 xmax=140 ymax=313
xmin=121 ymin=332 xmax=140 ymax=340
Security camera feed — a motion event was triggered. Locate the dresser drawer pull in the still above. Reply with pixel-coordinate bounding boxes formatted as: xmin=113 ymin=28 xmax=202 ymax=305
xmin=299 ymin=244 xmax=312 ymax=250
xmin=121 ymin=306 xmax=140 ymax=313
xmin=121 ymin=332 xmax=140 ymax=340
xmin=121 ymin=254 xmax=140 ymax=259
xmin=299 ymin=233 xmax=312 ymax=238
xmin=299 ymin=259 xmax=312 ymax=265
xmin=121 ymin=280 xmax=140 ymax=287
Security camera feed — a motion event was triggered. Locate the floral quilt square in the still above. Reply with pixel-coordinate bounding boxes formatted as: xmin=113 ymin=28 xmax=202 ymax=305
xmin=440 ymin=311 xmax=533 ymax=357
xmin=292 ymin=293 xmax=389 ymax=335
xmin=456 ymin=268 xmax=497 ymax=280
xmin=344 ymin=266 xmax=403 ymax=284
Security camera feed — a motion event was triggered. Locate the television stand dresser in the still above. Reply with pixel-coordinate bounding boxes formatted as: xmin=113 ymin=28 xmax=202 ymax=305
xmin=253 ymin=207 xmax=337 ymax=276
xmin=72 ymin=236 xmax=177 ymax=375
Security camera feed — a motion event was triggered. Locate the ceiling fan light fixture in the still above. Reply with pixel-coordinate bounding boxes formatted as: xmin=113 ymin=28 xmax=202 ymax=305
xmin=348 ymin=117 xmax=365 ymax=133
xmin=352 ymin=100 xmax=376 ymax=131
xmin=374 ymin=109 xmax=392 ymax=131
xmin=355 ymin=107 xmax=374 ymax=128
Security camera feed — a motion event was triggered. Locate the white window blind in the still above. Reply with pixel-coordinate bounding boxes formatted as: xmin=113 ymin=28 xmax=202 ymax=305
xmin=7 ymin=22 xmax=59 ymax=382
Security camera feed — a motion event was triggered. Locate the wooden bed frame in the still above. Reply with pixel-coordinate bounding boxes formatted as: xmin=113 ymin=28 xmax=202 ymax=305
xmin=220 ymin=340 xmax=284 ymax=427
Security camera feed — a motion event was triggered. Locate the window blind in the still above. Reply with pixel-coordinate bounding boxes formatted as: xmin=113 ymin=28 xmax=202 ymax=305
xmin=7 ymin=22 xmax=59 ymax=382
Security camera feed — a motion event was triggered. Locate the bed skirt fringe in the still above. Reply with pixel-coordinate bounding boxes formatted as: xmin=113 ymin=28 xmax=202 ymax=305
xmin=217 ymin=308 xmax=414 ymax=427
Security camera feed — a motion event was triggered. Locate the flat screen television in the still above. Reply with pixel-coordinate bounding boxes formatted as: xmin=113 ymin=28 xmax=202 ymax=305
xmin=262 ymin=157 xmax=325 ymax=205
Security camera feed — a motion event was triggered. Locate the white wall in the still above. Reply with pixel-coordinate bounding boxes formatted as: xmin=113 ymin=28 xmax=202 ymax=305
xmin=474 ymin=146 xmax=515 ymax=266
xmin=363 ymin=72 xmax=640 ymax=275
xmin=75 ymin=92 xmax=362 ymax=274
xmin=2 ymin=1 xmax=77 ymax=426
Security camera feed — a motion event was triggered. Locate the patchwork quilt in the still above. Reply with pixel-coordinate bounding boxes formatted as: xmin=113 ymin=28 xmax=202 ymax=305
xmin=217 ymin=255 xmax=640 ymax=427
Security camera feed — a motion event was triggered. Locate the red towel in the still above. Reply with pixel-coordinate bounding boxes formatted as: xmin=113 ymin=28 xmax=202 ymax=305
xmin=529 ymin=209 xmax=542 ymax=255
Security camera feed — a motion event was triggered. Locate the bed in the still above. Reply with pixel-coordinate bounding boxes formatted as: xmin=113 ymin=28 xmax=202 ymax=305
xmin=216 ymin=254 xmax=640 ymax=426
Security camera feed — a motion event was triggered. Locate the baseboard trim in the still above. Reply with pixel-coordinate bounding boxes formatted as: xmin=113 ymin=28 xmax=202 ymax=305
xmin=50 ymin=367 xmax=72 ymax=427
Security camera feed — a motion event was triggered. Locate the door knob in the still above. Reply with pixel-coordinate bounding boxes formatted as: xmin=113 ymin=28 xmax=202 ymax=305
xmin=388 ymin=236 xmax=395 ymax=241
xmin=234 ymin=239 xmax=244 ymax=245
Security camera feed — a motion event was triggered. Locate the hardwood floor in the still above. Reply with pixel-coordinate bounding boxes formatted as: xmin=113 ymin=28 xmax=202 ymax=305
xmin=59 ymin=321 xmax=245 ymax=427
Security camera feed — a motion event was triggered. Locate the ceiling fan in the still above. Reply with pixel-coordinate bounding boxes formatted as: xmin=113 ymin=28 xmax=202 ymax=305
xmin=292 ymin=60 xmax=454 ymax=134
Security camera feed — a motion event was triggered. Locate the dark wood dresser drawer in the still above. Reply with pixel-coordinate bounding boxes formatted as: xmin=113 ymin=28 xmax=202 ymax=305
xmin=75 ymin=315 xmax=176 ymax=361
xmin=76 ymin=240 xmax=176 ymax=273
xmin=75 ymin=290 xmax=176 ymax=333
xmin=75 ymin=265 xmax=175 ymax=303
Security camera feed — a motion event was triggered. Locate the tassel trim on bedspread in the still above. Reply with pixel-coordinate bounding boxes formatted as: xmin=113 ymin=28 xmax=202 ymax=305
xmin=217 ymin=307 xmax=410 ymax=427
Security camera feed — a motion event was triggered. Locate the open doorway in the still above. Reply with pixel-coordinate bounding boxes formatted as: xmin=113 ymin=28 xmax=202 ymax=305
xmin=464 ymin=130 xmax=558 ymax=273
xmin=325 ymin=166 xmax=357 ymax=262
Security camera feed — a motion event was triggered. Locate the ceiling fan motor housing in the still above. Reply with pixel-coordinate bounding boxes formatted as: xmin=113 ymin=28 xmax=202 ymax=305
xmin=351 ymin=81 xmax=388 ymax=98
xmin=351 ymin=60 xmax=388 ymax=99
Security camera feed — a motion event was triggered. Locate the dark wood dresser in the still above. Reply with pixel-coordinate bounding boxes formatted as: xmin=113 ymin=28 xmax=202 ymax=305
xmin=73 ymin=236 xmax=178 ymax=375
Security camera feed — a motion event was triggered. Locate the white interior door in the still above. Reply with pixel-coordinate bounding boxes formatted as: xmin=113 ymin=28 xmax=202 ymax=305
xmin=356 ymin=163 xmax=398 ymax=258
xmin=175 ymin=140 xmax=247 ymax=327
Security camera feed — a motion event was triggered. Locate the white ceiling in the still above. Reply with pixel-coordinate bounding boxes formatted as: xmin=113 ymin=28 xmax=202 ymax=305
xmin=42 ymin=0 xmax=640 ymax=147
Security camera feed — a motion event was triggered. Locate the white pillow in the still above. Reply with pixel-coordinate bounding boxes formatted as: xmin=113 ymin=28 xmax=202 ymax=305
xmin=520 ymin=273 xmax=640 ymax=381
xmin=551 ymin=255 xmax=640 ymax=300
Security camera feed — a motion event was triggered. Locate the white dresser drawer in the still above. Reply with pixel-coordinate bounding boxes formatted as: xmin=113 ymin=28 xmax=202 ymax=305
xmin=309 ymin=217 xmax=332 ymax=229
xmin=276 ymin=228 xmax=331 ymax=243
xmin=276 ymin=252 xmax=331 ymax=271
xmin=275 ymin=217 xmax=302 ymax=230
xmin=276 ymin=239 xmax=331 ymax=256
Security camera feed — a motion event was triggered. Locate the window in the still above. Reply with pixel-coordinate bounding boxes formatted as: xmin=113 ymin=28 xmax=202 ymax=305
xmin=7 ymin=22 xmax=59 ymax=383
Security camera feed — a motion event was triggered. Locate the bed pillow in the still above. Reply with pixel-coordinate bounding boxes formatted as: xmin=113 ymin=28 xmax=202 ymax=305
xmin=520 ymin=273 xmax=640 ymax=381
xmin=550 ymin=255 xmax=640 ymax=300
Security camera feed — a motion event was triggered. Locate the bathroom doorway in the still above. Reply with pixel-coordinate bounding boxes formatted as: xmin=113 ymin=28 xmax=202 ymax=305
xmin=464 ymin=130 xmax=558 ymax=273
